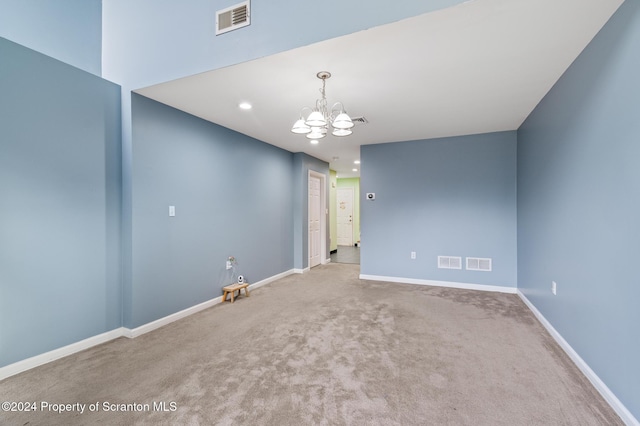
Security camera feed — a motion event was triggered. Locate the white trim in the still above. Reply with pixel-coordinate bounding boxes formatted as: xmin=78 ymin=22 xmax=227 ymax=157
xmin=336 ymin=186 xmax=354 ymax=246
xmin=293 ymin=267 xmax=310 ymax=274
xmin=124 ymin=296 xmax=223 ymax=338
xmin=0 ymin=269 xmax=299 ymax=381
xmin=248 ymin=269 xmax=296 ymax=291
xmin=323 ymin=257 xmax=331 ymax=264
xmin=125 ymin=268 xmax=298 ymax=338
xmin=308 ymin=170 xmax=327 ymax=269
xmin=0 ymin=327 xmax=126 ymax=381
xmin=358 ymin=274 xmax=517 ymax=294
xmin=518 ymin=291 xmax=639 ymax=426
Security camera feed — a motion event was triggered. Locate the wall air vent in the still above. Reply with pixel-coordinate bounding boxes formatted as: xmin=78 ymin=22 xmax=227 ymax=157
xmin=216 ymin=1 xmax=250 ymax=35
xmin=438 ymin=256 xmax=462 ymax=270
xmin=466 ymin=257 xmax=492 ymax=272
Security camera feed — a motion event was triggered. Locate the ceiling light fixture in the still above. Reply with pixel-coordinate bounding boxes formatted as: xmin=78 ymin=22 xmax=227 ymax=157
xmin=291 ymin=71 xmax=354 ymax=141
xmin=239 ymin=102 xmax=252 ymax=110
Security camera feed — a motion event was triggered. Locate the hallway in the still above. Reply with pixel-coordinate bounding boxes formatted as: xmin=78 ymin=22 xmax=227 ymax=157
xmin=330 ymin=245 xmax=360 ymax=264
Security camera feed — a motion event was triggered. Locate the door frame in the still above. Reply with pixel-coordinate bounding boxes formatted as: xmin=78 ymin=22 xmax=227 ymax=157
xmin=336 ymin=187 xmax=354 ymax=246
xmin=308 ymin=170 xmax=327 ymax=268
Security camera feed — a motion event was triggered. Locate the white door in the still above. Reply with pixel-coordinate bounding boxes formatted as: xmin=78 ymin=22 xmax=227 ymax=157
xmin=337 ymin=187 xmax=353 ymax=246
xmin=308 ymin=175 xmax=321 ymax=268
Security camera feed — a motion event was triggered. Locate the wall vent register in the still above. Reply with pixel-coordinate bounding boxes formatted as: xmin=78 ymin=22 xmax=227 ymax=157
xmin=466 ymin=257 xmax=492 ymax=272
xmin=438 ymin=256 xmax=462 ymax=270
xmin=216 ymin=1 xmax=250 ymax=35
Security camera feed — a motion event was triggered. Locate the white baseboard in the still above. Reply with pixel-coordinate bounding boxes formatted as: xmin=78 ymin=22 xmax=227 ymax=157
xmin=0 ymin=269 xmax=297 ymax=381
xmin=293 ymin=267 xmax=310 ymax=274
xmin=359 ymin=274 xmax=517 ymax=294
xmin=125 ymin=268 xmax=298 ymax=338
xmin=124 ymin=296 xmax=223 ymax=338
xmin=518 ymin=291 xmax=638 ymax=426
xmin=0 ymin=327 xmax=126 ymax=381
xmin=248 ymin=269 xmax=296 ymax=291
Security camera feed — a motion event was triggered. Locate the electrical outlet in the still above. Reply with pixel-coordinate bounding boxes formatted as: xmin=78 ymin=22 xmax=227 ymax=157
xmin=411 ymin=251 xmax=416 ymax=260
xmin=226 ymin=261 xmax=232 ymax=270
xmin=552 ymin=281 xmax=557 ymax=295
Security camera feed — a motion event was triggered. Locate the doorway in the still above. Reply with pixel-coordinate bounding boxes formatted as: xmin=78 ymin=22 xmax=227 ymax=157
xmin=308 ymin=170 xmax=326 ymax=269
xmin=330 ymin=245 xmax=360 ymax=264
xmin=337 ymin=187 xmax=354 ymax=246
xmin=331 ymin=178 xmax=360 ymax=265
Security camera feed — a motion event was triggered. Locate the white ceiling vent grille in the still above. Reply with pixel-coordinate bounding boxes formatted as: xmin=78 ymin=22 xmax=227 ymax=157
xmin=351 ymin=116 xmax=369 ymax=125
xmin=466 ymin=257 xmax=492 ymax=272
xmin=216 ymin=1 xmax=250 ymax=35
xmin=438 ymin=256 xmax=462 ymax=270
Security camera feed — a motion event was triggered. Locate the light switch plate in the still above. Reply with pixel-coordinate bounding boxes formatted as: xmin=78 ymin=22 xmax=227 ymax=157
xmin=169 ymin=206 xmax=176 ymax=217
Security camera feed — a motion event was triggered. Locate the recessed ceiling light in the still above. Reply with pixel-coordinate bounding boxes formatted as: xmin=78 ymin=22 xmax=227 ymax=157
xmin=354 ymin=160 xmax=361 ymax=164
xmin=352 ymin=168 xmax=358 ymax=172
xmin=238 ymin=102 xmax=252 ymax=110
xmin=310 ymin=140 xmax=319 ymax=145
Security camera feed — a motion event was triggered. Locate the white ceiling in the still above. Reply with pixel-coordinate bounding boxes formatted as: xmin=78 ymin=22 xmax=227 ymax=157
xmin=135 ymin=0 xmax=622 ymax=178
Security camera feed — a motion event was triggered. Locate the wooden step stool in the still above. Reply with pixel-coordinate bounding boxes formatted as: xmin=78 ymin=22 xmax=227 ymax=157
xmin=222 ymin=283 xmax=250 ymax=303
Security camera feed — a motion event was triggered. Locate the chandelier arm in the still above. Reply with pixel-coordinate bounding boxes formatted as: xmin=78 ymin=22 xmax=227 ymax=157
xmin=331 ymin=102 xmax=346 ymax=113
xmin=330 ymin=102 xmax=346 ymax=121
xmin=298 ymin=106 xmax=314 ymax=119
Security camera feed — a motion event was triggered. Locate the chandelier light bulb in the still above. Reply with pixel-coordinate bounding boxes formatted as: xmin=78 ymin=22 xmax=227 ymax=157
xmin=305 ymin=110 xmax=327 ymax=127
xmin=307 ymin=127 xmax=327 ymax=139
xmin=332 ymin=112 xmax=354 ymax=129
xmin=291 ymin=118 xmax=311 ymax=134
xmin=332 ymin=128 xmax=352 ymax=137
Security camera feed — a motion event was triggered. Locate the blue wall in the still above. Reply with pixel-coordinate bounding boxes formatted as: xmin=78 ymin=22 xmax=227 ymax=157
xmin=104 ymin=1 xmax=471 ymax=285
xmin=517 ymin=0 xmax=640 ymax=419
xmin=2 ymin=2 xmax=637 ymax=419
xmin=129 ymin=94 xmax=294 ymax=327
xmin=0 ymin=38 xmax=121 ymax=367
xmin=102 ymin=0 xmax=468 ymax=88
xmin=361 ymin=132 xmax=517 ymax=288
xmin=0 ymin=0 xmax=102 ymax=76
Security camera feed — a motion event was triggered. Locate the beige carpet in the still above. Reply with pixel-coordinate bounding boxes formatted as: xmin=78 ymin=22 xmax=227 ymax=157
xmin=0 ymin=264 xmax=622 ymax=425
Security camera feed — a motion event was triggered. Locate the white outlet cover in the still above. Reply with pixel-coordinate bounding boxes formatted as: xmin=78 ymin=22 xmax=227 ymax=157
xmin=169 ymin=206 xmax=176 ymax=217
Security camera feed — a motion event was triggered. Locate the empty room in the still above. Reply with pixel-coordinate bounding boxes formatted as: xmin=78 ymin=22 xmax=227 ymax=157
xmin=1 ymin=0 xmax=638 ymax=424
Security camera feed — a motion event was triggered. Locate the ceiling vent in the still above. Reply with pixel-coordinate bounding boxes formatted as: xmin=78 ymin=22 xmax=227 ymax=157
xmin=351 ymin=116 xmax=368 ymax=125
xmin=216 ymin=1 xmax=250 ymax=35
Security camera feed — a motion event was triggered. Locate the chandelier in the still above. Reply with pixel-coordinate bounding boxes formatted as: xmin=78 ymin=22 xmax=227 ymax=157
xmin=291 ymin=71 xmax=354 ymax=140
